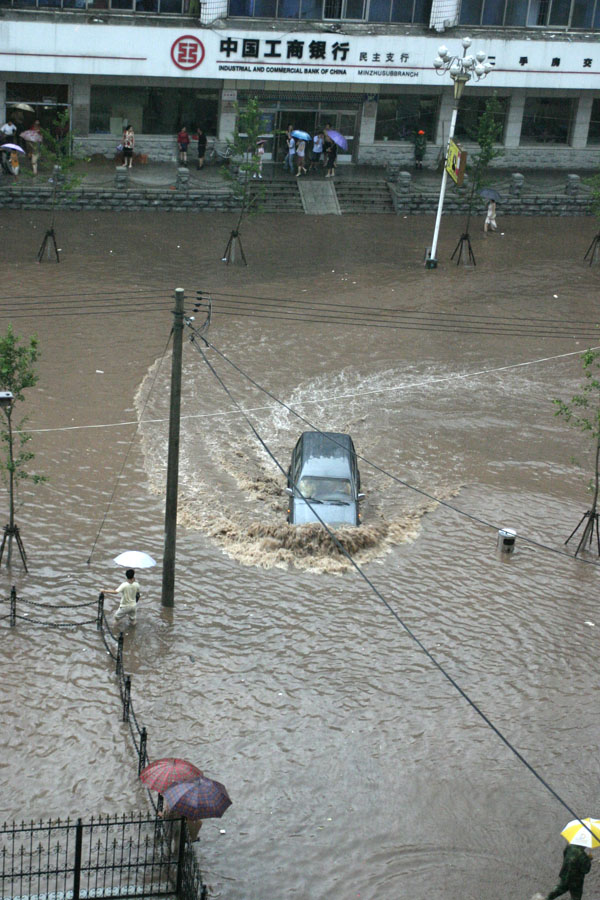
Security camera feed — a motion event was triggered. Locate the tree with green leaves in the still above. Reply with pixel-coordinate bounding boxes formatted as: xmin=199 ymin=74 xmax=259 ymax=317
xmin=35 ymin=109 xmax=86 ymax=262
xmin=470 ymin=95 xmax=504 ymax=190
xmin=220 ymin=97 xmax=266 ymax=263
xmin=554 ymin=348 xmax=600 ymax=556
xmin=0 ymin=325 xmax=45 ymax=569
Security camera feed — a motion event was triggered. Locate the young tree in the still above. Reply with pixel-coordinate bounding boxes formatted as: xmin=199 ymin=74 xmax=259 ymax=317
xmin=220 ymin=97 xmax=266 ymax=263
xmin=554 ymin=348 xmax=600 ymax=556
xmin=36 ymin=108 xmax=85 ymax=262
xmin=0 ymin=325 xmax=45 ymax=569
xmin=470 ymin=95 xmax=504 ymax=190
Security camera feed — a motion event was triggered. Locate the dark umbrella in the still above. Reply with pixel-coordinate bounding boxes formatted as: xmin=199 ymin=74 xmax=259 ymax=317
xmin=163 ymin=776 xmax=232 ymax=819
xmin=139 ymin=757 xmax=203 ymax=793
xmin=479 ymin=187 xmax=501 ymax=203
xmin=325 ymin=129 xmax=348 ymax=151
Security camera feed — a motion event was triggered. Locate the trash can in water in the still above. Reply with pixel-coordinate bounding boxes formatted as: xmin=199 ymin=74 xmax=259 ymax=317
xmin=497 ymin=528 xmax=517 ymax=554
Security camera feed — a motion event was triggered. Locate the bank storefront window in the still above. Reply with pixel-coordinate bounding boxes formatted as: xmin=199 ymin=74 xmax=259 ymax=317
xmin=90 ymin=86 xmax=218 ymax=135
xmin=520 ymin=97 xmax=575 ymax=144
xmin=375 ymin=94 xmax=439 ymax=142
xmin=454 ymin=96 xmax=508 ymax=142
xmin=588 ymin=98 xmax=600 ymax=144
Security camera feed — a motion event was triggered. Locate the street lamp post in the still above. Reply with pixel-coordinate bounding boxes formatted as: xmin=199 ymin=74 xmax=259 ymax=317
xmin=425 ymin=37 xmax=492 ymax=270
xmin=0 ymin=390 xmax=28 ymax=571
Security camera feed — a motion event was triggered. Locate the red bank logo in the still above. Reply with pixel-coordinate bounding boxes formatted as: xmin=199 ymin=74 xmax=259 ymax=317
xmin=171 ymin=35 xmax=205 ymax=70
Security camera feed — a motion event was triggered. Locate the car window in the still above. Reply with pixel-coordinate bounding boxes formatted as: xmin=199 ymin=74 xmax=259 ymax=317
xmin=297 ymin=476 xmax=352 ymax=502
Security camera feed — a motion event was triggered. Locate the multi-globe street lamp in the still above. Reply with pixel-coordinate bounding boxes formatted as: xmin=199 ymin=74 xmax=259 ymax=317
xmin=426 ymin=37 xmax=493 ymax=269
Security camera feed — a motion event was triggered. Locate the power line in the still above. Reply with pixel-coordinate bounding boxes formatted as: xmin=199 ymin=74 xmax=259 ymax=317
xmin=186 ymin=322 xmax=593 ymax=835
xmin=200 ymin=336 xmax=600 ymax=569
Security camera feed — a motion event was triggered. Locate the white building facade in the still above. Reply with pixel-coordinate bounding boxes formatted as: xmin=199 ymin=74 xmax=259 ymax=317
xmin=1 ymin=0 xmax=599 ymax=168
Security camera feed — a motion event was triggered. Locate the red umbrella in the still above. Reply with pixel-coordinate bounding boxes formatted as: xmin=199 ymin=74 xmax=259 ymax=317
xmin=163 ymin=776 xmax=232 ymax=819
xmin=139 ymin=757 xmax=203 ymax=793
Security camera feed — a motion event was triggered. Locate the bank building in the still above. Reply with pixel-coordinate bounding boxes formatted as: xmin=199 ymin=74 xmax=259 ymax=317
xmin=1 ymin=0 xmax=599 ymax=169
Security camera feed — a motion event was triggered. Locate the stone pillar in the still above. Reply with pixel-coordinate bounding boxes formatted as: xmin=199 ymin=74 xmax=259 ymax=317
xmin=505 ymin=93 xmax=526 ymax=149
xmin=71 ymin=81 xmax=91 ymax=138
xmin=176 ymin=167 xmax=190 ymax=190
xmin=115 ymin=168 xmax=128 ymax=189
xmin=435 ymin=91 xmax=455 ymax=147
xmin=571 ymin=94 xmax=594 ymax=149
xmin=398 ymin=171 xmax=412 ymax=193
xmin=0 ymin=82 xmax=6 ymax=121
xmin=218 ymin=89 xmax=237 ymax=143
xmin=510 ymin=172 xmax=524 ymax=197
xmin=565 ymin=173 xmax=580 ymax=196
xmin=359 ymin=97 xmax=378 ymax=154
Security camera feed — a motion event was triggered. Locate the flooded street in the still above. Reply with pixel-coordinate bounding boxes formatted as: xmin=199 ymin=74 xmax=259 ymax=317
xmin=1 ymin=209 xmax=600 ymax=900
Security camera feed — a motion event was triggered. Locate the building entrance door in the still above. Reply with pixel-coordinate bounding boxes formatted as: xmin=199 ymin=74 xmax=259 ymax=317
xmin=271 ymin=106 xmax=359 ymax=163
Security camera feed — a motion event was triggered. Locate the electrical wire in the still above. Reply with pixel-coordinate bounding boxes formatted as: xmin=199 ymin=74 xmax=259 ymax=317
xmin=199 ymin=335 xmax=600 ymax=569
xmin=187 ymin=322 xmax=596 ymax=838
xmin=86 ymin=327 xmax=173 ymax=565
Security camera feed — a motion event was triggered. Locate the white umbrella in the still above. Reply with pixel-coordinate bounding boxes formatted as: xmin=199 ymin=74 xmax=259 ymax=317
xmin=20 ymin=129 xmax=42 ymax=143
xmin=113 ymin=550 xmax=157 ymax=569
xmin=10 ymin=103 xmax=35 ymax=112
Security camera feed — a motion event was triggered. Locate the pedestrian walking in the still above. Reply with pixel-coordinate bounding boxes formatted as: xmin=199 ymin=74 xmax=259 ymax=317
xmin=324 ymin=135 xmax=337 ymax=178
xmin=253 ymin=139 xmax=265 ymax=179
xmin=414 ymin=129 xmax=427 ymax=170
xmin=283 ymin=125 xmax=295 ymax=174
xmin=122 ymin=124 xmax=135 ymax=169
xmin=8 ymin=150 xmax=20 ymax=177
xmin=103 ymin=567 xmax=141 ymax=628
xmin=177 ymin=126 xmax=190 ymax=165
xmin=295 ymin=139 xmax=306 ymax=176
xmin=484 ymin=198 xmax=498 ymax=233
xmin=196 ymin=127 xmax=207 ymax=170
xmin=25 ymin=120 xmax=42 ymax=176
xmin=546 ymin=843 xmax=592 ymax=900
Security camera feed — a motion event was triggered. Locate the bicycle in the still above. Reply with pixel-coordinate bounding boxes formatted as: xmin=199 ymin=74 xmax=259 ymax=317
xmin=207 ymin=142 xmax=233 ymax=166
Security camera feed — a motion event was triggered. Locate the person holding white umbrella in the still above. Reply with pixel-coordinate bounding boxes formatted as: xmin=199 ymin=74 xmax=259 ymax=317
xmin=102 ymin=567 xmax=142 ymax=628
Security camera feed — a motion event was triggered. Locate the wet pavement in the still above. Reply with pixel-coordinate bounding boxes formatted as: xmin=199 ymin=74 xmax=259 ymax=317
xmin=1 ymin=209 xmax=600 ymax=900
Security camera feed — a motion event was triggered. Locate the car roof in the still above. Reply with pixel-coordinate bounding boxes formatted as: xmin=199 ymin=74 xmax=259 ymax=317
xmin=298 ymin=431 xmax=354 ymax=460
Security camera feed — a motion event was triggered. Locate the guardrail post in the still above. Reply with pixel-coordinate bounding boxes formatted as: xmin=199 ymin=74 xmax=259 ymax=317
xmin=9 ymin=586 xmax=16 ymax=627
xmin=138 ymin=727 xmax=147 ymax=775
xmin=122 ymin=675 xmax=131 ymax=722
xmin=116 ymin=633 xmax=124 ymax=677
xmin=97 ymin=593 xmax=104 ymax=630
xmin=72 ymin=818 xmax=83 ymax=900
xmin=175 ymin=817 xmax=186 ymax=897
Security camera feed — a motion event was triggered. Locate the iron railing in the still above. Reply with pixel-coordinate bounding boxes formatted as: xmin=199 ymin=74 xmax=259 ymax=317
xmin=0 ymin=814 xmax=207 ymax=900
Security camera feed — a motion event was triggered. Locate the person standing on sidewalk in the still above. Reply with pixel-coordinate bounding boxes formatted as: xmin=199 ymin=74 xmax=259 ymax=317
xmin=414 ymin=129 xmax=426 ymax=170
xmin=196 ymin=127 xmax=207 ymax=170
xmin=122 ymin=124 xmax=135 ymax=169
xmin=177 ymin=126 xmax=190 ymax=166
xmin=283 ymin=125 xmax=295 ymax=174
xmin=295 ymin=139 xmax=306 ymax=177
xmin=103 ymin=568 xmax=140 ymax=628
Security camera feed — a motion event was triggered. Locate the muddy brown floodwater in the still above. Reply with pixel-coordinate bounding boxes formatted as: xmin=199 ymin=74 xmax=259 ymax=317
xmin=1 ymin=209 xmax=600 ymax=900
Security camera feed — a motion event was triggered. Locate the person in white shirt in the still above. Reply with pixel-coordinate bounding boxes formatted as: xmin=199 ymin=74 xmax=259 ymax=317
xmin=103 ymin=568 xmax=141 ymax=627
xmin=1 ymin=120 xmax=17 ymax=140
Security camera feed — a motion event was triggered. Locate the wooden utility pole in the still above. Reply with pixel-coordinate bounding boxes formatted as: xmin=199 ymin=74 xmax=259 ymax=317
xmin=161 ymin=288 xmax=185 ymax=608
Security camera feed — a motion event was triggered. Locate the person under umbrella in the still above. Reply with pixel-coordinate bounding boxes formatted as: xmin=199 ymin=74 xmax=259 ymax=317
xmin=324 ymin=133 xmax=337 ymax=178
xmin=544 ymin=818 xmax=599 ymax=900
xmin=21 ymin=120 xmax=42 ymax=175
xmin=102 ymin=567 xmax=141 ymax=628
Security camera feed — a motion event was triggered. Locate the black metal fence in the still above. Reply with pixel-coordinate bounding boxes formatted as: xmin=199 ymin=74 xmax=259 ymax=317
xmin=0 ymin=813 xmax=207 ymax=900
xmin=0 ymin=591 xmax=207 ymax=900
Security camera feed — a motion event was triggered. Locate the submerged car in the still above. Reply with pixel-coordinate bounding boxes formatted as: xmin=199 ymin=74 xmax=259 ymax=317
xmin=286 ymin=431 xmax=364 ymax=526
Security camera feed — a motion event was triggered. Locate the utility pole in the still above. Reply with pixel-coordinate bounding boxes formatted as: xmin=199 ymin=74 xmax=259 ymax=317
xmin=161 ymin=288 xmax=185 ymax=608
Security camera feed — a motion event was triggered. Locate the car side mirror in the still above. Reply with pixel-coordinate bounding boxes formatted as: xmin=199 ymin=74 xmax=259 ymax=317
xmin=358 ymin=493 xmax=365 ymax=500
xmin=285 ymin=487 xmax=293 ymax=495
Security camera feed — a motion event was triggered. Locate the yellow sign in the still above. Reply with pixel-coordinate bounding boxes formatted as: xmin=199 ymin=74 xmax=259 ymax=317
xmin=446 ymin=139 xmax=467 ymax=186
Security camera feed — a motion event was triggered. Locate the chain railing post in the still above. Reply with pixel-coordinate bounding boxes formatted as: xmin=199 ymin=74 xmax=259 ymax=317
xmin=175 ymin=817 xmax=186 ymax=898
xmin=97 ymin=593 xmax=104 ymax=630
xmin=122 ymin=675 xmax=131 ymax=722
xmin=9 ymin=585 xmax=16 ymax=627
xmin=116 ymin=633 xmax=123 ymax=678
xmin=138 ymin=727 xmax=147 ymax=775
xmin=72 ymin=818 xmax=83 ymax=900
